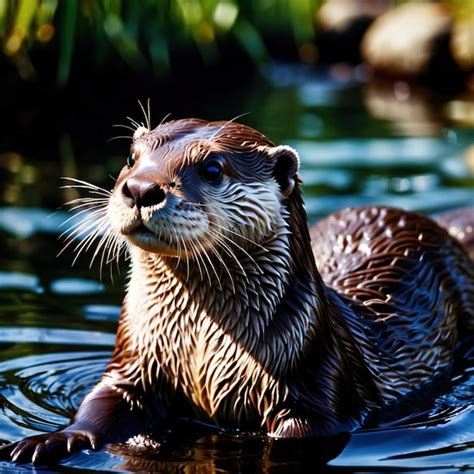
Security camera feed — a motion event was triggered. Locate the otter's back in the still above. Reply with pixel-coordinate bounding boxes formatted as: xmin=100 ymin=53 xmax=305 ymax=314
xmin=309 ymin=206 xmax=474 ymax=400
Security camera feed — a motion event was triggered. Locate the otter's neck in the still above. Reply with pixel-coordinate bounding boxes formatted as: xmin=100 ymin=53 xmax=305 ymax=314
xmin=126 ymin=192 xmax=327 ymax=376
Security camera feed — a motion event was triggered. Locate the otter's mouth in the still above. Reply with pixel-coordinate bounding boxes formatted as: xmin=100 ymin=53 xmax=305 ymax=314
xmin=121 ymin=222 xmax=153 ymax=237
xmin=132 ymin=224 xmax=153 ymax=235
xmin=123 ymin=221 xmax=177 ymax=252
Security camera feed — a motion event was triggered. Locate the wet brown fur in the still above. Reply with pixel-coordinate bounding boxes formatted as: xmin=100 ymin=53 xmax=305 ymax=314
xmin=2 ymin=119 xmax=473 ymax=465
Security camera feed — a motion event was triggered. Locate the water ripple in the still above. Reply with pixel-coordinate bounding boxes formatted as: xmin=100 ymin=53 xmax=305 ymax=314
xmin=0 ymin=351 xmax=108 ymax=442
xmin=0 ymin=327 xmax=115 ymax=346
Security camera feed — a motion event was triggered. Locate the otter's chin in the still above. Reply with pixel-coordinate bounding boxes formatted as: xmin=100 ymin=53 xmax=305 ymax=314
xmin=124 ymin=225 xmax=190 ymax=257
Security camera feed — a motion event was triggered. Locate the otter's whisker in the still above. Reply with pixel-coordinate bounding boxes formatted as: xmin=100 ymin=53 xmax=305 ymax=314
xmin=173 ymin=227 xmax=182 ymax=271
xmin=107 ymin=136 xmax=134 ymax=143
xmin=59 ymin=176 xmax=125 ymax=277
xmin=62 ymin=209 xmax=108 ymax=252
xmin=179 ymin=234 xmax=191 ymax=282
xmin=86 ymin=225 xmax=117 ymax=271
xmin=126 ymin=116 xmax=142 ymax=130
xmin=209 ymin=112 xmax=251 ymax=140
xmin=194 ymin=236 xmax=221 ymax=291
xmin=60 ymin=208 xmax=109 ymax=240
xmin=61 ymin=188 xmax=112 ymax=200
xmin=61 ymin=216 xmax=106 ymax=244
xmin=107 ymin=235 xmax=126 ymax=278
xmin=71 ymin=218 xmax=110 ymax=262
xmin=62 ymin=199 xmax=109 ymax=215
xmin=187 ymin=237 xmax=204 ymax=282
xmin=61 ymin=188 xmax=111 ymax=199
xmin=196 ymin=239 xmax=213 ymax=288
xmin=112 ymin=236 xmax=126 ymax=267
xmin=205 ymin=226 xmax=245 ymax=269
xmin=201 ymin=233 xmax=236 ymax=293
xmin=147 ymin=99 xmax=151 ymax=131
xmin=105 ymin=235 xmax=119 ymax=271
xmin=62 ymin=206 xmax=108 ymax=224
xmin=215 ymin=223 xmax=268 ymax=254
xmin=190 ymin=235 xmax=211 ymax=286
xmin=138 ymin=99 xmax=151 ymax=131
xmin=159 ymin=112 xmax=172 ymax=128
xmin=64 ymin=198 xmax=110 ymax=211
xmin=188 ymin=235 xmax=206 ymax=282
xmin=110 ymin=235 xmax=125 ymax=267
xmin=194 ymin=205 xmax=268 ymax=253
xmin=61 ymin=177 xmax=112 ymax=195
xmin=209 ymin=226 xmax=263 ymax=276
xmin=59 ymin=214 xmax=108 ymax=256
xmin=99 ymin=230 xmax=120 ymax=280
xmin=114 ymin=238 xmax=126 ymax=275
xmin=113 ymin=123 xmax=136 ymax=133
xmin=60 ymin=205 xmax=108 ymax=230
xmin=104 ymin=230 xmax=121 ymax=266
xmin=69 ymin=227 xmax=105 ymax=266
xmin=65 ymin=196 xmax=110 ymax=205
xmin=206 ymin=228 xmax=247 ymax=284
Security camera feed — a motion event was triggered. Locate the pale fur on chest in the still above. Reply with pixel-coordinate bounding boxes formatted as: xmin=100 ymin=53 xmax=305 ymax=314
xmin=123 ymin=246 xmax=306 ymax=428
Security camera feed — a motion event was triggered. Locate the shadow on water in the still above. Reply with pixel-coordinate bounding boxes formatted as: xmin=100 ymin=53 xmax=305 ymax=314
xmin=0 ymin=66 xmax=473 ymax=472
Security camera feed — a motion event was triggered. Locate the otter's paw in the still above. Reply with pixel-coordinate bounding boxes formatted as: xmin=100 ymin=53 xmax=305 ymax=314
xmin=0 ymin=430 xmax=99 ymax=465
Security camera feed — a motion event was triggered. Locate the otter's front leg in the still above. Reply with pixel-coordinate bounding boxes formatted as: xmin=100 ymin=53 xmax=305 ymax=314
xmin=0 ymin=381 xmax=159 ymax=465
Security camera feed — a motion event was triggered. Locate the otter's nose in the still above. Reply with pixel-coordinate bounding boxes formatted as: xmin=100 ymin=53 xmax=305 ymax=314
xmin=122 ymin=178 xmax=166 ymax=209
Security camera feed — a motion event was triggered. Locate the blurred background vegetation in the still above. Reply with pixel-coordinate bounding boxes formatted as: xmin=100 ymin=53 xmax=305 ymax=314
xmin=1 ymin=0 xmax=473 ymax=85
xmin=0 ymin=0 xmax=473 ymax=210
xmin=1 ymin=0 xmax=323 ymax=85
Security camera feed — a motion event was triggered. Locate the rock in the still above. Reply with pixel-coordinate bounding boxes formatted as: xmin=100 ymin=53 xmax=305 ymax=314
xmin=451 ymin=18 xmax=474 ymax=72
xmin=361 ymin=2 xmax=455 ymax=81
xmin=316 ymin=0 xmax=389 ymax=64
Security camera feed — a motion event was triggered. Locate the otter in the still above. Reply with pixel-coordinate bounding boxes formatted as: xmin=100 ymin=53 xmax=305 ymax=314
xmin=1 ymin=119 xmax=473 ymax=465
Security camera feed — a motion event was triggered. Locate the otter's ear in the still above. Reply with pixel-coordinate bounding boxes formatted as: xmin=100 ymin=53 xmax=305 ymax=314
xmin=267 ymin=145 xmax=300 ymax=197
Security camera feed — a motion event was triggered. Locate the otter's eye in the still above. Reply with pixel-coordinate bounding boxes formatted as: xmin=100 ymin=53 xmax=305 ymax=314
xmin=127 ymin=152 xmax=136 ymax=169
xmin=201 ymin=160 xmax=223 ymax=183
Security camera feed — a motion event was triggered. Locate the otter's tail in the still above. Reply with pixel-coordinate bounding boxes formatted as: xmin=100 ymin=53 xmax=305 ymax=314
xmin=433 ymin=206 xmax=474 ymax=262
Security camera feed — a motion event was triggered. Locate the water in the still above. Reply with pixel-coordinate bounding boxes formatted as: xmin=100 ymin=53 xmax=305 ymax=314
xmin=0 ymin=65 xmax=473 ymax=472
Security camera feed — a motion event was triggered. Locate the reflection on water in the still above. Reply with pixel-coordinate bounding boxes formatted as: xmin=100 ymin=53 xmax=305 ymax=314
xmin=365 ymin=80 xmax=446 ymax=136
xmin=0 ymin=68 xmax=473 ymax=472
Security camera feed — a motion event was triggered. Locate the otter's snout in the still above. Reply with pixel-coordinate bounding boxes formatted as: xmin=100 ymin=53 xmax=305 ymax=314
xmin=122 ymin=178 xmax=166 ymax=209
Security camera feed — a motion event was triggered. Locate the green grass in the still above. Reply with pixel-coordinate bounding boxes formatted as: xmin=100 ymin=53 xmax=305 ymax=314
xmin=0 ymin=0 xmax=471 ymax=85
xmin=0 ymin=0 xmax=324 ymax=84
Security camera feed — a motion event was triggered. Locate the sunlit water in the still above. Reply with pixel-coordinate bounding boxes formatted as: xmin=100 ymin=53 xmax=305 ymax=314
xmin=0 ymin=66 xmax=473 ymax=472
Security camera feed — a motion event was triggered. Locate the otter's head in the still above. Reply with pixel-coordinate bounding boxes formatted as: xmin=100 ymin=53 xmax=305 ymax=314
xmin=108 ymin=118 xmax=301 ymax=259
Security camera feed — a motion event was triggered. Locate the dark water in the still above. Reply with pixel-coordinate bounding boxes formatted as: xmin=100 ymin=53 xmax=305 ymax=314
xmin=0 ymin=66 xmax=473 ymax=472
